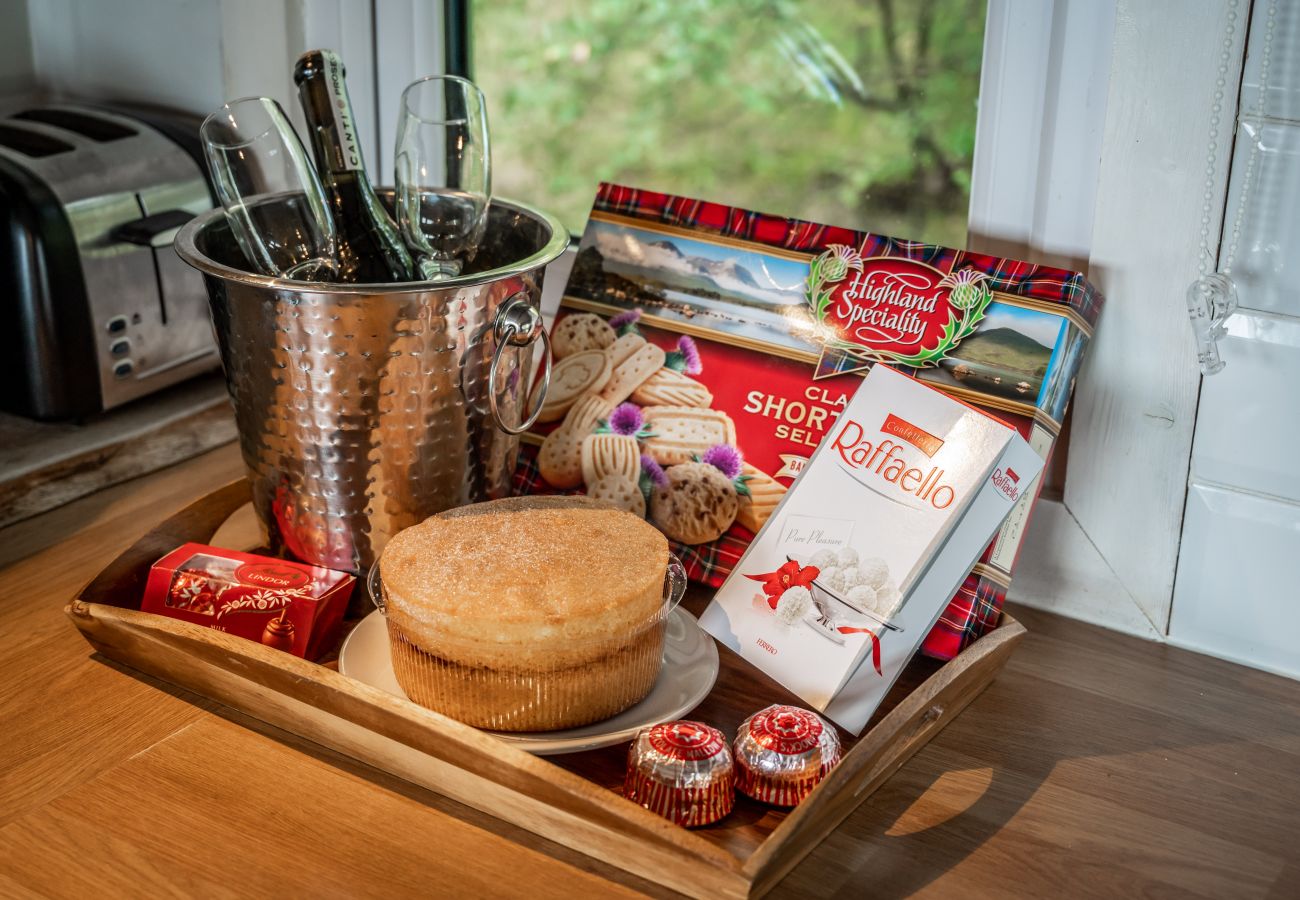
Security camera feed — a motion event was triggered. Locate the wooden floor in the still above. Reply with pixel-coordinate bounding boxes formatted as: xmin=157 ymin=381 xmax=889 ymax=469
xmin=1 ymin=444 xmax=1297 ymax=898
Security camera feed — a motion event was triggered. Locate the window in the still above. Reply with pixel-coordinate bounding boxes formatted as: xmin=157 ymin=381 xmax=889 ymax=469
xmin=466 ymin=0 xmax=986 ymax=246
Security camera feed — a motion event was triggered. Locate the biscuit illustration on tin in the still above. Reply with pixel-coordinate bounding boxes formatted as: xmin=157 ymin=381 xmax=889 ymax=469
xmin=580 ymin=433 xmax=642 ymax=487
xmin=650 ymin=462 xmax=739 ymax=545
xmin=630 ymin=368 xmax=714 ymax=408
xmin=735 ymin=463 xmax=786 ymax=534
xmin=538 ymin=431 xmax=583 ymax=489
xmin=536 ymin=350 xmax=612 ymax=423
xmin=564 ymin=393 xmax=614 ymax=435
xmin=537 ymin=395 xmax=614 ymax=489
xmin=642 ymin=407 xmax=737 ymax=466
xmin=551 ymin=313 xmax=615 ymax=359
xmin=604 ymin=332 xmax=647 ymax=369
xmin=586 ymin=473 xmax=646 ymax=518
xmin=599 ymin=343 xmax=666 ymax=406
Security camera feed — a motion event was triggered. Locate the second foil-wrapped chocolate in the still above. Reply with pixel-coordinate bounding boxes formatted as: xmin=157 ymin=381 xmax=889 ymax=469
xmin=734 ymin=705 xmax=842 ymax=807
xmin=624 ymin=720 xmax=735 ymax=827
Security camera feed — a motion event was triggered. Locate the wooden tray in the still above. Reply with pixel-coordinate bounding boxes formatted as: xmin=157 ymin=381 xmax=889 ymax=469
xmin=67 ymin=480 xmax=1025 ymax=899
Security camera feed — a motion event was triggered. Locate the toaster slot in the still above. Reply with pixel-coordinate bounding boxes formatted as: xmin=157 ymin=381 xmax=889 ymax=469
xmin=12 ymin=109 xmax=137 ymax=143
xmin=0 ymin=124 xmax=74 ymax=158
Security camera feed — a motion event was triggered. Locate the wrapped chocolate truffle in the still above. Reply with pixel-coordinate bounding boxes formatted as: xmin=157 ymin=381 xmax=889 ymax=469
xmin=733 ymin=705 xmax=842 ymax=807
xmin=624 ymin=720 xmax=735 ymax=827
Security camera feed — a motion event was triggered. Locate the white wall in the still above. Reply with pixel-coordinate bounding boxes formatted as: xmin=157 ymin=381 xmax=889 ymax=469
xmin=979 ymin=0 xmax=1297 ymax=681
xmin=374 ymin=0 xmax=446 ymax=183
xmin=28 ymin=0 xmax=225 ymax=112
xmin=0 ymin=0 xmax=34 ymax=94
xmin=21 ymin=0 xmax=391 ymax=179
xmin=1063 ymin=0 xmax=1247 ymax=637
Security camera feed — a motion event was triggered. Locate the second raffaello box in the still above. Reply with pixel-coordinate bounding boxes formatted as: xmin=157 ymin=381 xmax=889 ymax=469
xmin=699 ymin=364 xmax=1043 ymax=734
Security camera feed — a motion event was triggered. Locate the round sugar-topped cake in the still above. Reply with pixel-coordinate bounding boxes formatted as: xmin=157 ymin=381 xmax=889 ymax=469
xmin=378 ymin=496 xmax=671 ymax=731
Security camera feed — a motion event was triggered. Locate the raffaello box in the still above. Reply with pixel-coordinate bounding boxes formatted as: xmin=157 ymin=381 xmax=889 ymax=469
xmin=515 ymin=183 xmax=1103 ymax=659
xmin=699 ymin=365 xmax=1043 ymax=733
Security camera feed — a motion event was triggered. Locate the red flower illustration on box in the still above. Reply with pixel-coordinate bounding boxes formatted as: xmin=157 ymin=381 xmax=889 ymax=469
xmin=745 ymin=560 xmax=820 ymax=610
xmin=745 ymin=559 xmax=883 ymax=675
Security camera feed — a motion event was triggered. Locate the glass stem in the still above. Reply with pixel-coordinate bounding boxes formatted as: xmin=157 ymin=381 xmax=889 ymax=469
xmin=418 ymin=256 xmax=463 ymax=281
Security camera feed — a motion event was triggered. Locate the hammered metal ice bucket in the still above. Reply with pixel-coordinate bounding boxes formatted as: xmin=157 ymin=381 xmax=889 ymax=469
xmin=175 ymin=193 xmax=567 ymax=575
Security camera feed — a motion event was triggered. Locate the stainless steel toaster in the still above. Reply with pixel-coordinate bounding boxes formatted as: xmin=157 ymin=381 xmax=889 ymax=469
xmin=0 ymin=98 xmax=220 ymax=420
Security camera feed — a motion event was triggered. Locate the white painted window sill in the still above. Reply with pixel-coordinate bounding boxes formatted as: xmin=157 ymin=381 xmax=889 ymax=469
xmin=1007 ymin=497 xmax=1163 ymax=641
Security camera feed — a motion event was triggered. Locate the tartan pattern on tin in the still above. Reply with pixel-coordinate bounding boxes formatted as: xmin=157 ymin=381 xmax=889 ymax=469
xmin=594 ymin=183 xmax=1104 ymax=324
xmin=918 ymin=571 xmax=1005 ymax=661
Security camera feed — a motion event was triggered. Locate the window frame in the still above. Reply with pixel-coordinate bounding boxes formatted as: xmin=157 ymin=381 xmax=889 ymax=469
xmin=444 ymin=0 xmax=471 ymax=78
xmin=403 ymin=0 xmax=1252 ymax=645
xmin=973 ymin=0 xmax=1249 ymax=641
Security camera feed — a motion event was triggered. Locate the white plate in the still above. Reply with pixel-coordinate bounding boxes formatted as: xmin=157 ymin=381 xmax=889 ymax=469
xmin=338 ymin=607 xmax=719 ymax=755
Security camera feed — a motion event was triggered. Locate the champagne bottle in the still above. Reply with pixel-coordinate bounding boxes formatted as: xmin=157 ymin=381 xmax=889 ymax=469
xmin=294 ymin=49 xmax=414 ymax=283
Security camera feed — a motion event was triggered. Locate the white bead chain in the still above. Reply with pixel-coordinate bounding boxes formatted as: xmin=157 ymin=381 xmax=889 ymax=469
xmin=1221 ymin=0 xmax=1278 ymax=277
xmin=1198 ymin=0 xmax=1242 ymax=278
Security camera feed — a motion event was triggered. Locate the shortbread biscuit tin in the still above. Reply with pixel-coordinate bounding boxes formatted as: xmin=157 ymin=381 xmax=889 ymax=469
xmin=516 ymin=183 xmax=1102 ymax=659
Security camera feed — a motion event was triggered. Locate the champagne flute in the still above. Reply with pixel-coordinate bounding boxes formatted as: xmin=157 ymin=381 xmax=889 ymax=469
xmin=201 ymin=97 xmax=339 ymax=281
xmin=394 ymin=76 xmax=491 ymax=280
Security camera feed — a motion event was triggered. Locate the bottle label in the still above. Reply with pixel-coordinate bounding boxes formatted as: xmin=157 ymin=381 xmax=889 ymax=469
xmin=322 ymin=50 xmax=363 ymax=171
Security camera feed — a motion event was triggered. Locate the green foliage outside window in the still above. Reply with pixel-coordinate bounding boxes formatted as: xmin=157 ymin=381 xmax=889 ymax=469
xmin=473 ymin=0 xmax=985 ymax=247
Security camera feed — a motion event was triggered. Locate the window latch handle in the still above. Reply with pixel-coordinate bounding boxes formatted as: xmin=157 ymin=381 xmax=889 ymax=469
xmin=1186 ymin=273 xmax=1238 ymax=376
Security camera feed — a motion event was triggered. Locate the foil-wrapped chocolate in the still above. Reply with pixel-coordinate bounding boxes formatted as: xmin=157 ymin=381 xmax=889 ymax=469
xmin=733 ymin=705 xmax=842 ymax=807
xmin=624 ymin=720 xmax=735 ymax=827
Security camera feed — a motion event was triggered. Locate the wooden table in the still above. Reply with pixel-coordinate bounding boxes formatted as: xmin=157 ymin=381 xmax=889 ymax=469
xmin=2 ymin=444 xmax=1298 ymax=898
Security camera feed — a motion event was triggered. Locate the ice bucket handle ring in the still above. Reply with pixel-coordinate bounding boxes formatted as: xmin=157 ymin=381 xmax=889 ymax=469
xmin=489 ymin=293 xmax=551 ymax=435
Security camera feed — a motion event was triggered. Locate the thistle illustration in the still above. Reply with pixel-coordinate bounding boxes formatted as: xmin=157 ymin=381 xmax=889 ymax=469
xmin=664 ymin=335 xmax=703 ymax=375
xmin=821 ymin=243 xmax=863 ymax=282
xmin=940 ymin=268 xmax=991 ymax=311
xmin=698 ymin=444 xmax=751 ymax=497
xmin=609 ymin=308 xmax=642 ymax=337
xmin=638 ymin=453 xmax=668 ymax=504
xmin=806 ymin=244 xmax=864 ymax=321
xmin=597 ymin=402 xmax=656 ymax=441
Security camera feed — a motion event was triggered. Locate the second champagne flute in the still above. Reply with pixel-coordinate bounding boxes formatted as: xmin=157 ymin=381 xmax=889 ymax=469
xmin=394 ymin=75 xmax=491 ymax=280
xmin=201 ymin=97 xmax=339 ymax=281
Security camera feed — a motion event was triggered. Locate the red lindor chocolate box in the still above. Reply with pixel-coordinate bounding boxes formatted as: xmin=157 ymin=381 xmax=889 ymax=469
xmin=141 ymin=543 xmax=354 ymax=660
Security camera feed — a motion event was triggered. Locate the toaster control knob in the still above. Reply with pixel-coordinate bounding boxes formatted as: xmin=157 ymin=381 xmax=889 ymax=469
xmin=107 ymin=316 xmax=128 ymax=335
xmin=113 ymin=360 xmax=134 ymax=379
xmin=110 ymin=339 xmax=130 ymax=357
